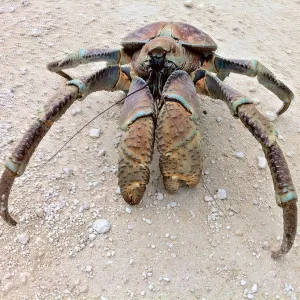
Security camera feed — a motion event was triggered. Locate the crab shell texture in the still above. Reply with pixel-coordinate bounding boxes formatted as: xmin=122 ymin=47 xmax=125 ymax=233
xmin=122 ymin=22 xmax=217 ymax=76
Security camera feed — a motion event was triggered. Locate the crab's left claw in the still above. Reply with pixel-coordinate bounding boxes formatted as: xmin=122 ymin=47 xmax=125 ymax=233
xmin=0 ymin=168 xmax=17 ymax=226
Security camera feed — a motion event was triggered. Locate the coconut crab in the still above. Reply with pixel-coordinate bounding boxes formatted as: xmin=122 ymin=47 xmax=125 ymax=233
xmin=0 ymin=22 xmax=297 ymax=258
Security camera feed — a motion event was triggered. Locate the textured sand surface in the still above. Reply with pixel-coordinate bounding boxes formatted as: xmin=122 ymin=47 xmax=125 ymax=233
xmin=0 ymin=0 xmax=299 ymax=299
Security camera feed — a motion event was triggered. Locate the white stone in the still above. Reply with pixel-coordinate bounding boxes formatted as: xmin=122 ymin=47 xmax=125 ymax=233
xmin=89 ymin=128 xmax=101 ymax=138
xmin=63 ymin=167 xmax=73 ymax=176
xmin=125 ymin=207 xmax=132 ymax=214
xmin=204 ymin=195 xmax=213 ymax=202
xmin=265 ymin=111 xmax=277 ymax=121
xmin=71 ymin=106 xmax=82 ymax=116
xmin=92 ymin=219 xmax=111 ymax=234
xmin=217 ymin=189 xmax=227 ymax=200
xmin=241 ymin=280 xmax=247 ymax=286
xmin=35 ymin=208 xmax=44 ymax=218
xmin=115 ymin=187 xmax=121 ymax=194
xmin=88 ymin=233 xmax=96 ymax=241
xmin=169 ymin=201 xmax=177 ymax=208
xmin=234 ymin=151 xmax=245 ymax=159
xmin=286 ymin=151 xmax=295 ymax=158
xmin=184 ymin=0 xmax=193 ymax=8
xmin=284 ymin=283 xmax=294 ymax=293
xmin=143 ymin=218 xmax=153 ymax=225
xmin=17 ymin=233 xmax=29 ymax=245
xmin=85 ymin=265 xmax=93 ymax=273
xmin=29 ymin=28 xmax=42 ymax=37
xmin=156 ymin=193 xmax=164 ymax=201
xmin=257 ymin=156 xmax=267 ymax=169
xmin=251 ymin=283 xmax=258 ymax=293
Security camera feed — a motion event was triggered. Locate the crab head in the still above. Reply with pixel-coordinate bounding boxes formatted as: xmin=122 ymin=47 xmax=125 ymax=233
xmin=131 ymin=36 xmax=190 ymax=97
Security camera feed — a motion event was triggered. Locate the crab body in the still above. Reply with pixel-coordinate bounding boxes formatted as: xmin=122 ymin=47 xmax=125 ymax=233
xmin=0 ymin=22 xmax=297 ymax=259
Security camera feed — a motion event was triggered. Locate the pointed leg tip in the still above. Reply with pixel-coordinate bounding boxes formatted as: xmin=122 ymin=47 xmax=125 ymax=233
xmin=0 ymin=212 xmax=17 ymax=226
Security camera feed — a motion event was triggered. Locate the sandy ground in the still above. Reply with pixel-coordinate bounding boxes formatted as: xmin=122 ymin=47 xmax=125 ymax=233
xmin=0 ymin=0 xmax=300 ymax=299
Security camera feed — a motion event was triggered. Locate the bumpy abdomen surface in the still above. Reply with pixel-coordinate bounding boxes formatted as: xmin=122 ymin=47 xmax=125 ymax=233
xmin=156 ymin=101 xmax=203 ymax=193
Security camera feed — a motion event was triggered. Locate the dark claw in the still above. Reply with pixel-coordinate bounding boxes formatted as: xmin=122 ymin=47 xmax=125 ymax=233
xmin=271 ymin=200 xmax=297 ymax=259
xmin=0 ymin=168 xmax=17 ymax=226
xmin=276 ymin=102 xmax=291 ymax=116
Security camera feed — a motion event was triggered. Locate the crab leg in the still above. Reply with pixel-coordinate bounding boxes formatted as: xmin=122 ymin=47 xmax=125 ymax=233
xmin=118 ymin=77 xmax=155 ymax=204
xmin=157 ymin=70 xmax=203 ymax=193
xmin=195 ymin=71 xmax=298 ymax=258
xmin=202 ymin=55 xmax=294 ymax=115
xmin=47 ymin=48 xmax=131 ymax=80
xmin=0 ymin=66 xmax=131 ymax=225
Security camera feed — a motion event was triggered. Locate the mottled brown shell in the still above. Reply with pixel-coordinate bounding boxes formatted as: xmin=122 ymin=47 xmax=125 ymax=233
xmin=122 ymin=21 xmax=217 ymax=52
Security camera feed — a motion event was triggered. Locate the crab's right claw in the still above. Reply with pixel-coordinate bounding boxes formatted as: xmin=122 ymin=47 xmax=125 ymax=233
xmin=0 ymin=168 xmax=17 ymax=226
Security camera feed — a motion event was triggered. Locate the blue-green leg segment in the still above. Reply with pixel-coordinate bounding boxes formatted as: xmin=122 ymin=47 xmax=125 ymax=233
xmin=47 ymin=48 xmax=131 ymax=80
xmin=202 ymin=55 xmax=294 ymax=115
xmin=195 ymin=71 xmax=297 ymax=258
xmin=0 ymin=66 xmax=131 ymax=226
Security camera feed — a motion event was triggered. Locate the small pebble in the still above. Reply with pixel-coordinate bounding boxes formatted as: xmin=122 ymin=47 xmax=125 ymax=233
xmin=217 ymin=189 xmax=227 ymax=200
xmin=169 ymin=201 xmax=177 ymax=208
xmin=286 ymin=151 xmax=295 ymax=158
xmin=35 ymin=208 xmax=44 ymax=218
xmin=204 ymin=195 xmax=213 ymax=202
xmin=251 ymin=283 xmax=258 ymax=293
xmin=216 ymin=116 xmax=223 ymax=123
xmin=156 ymin=193 xmax=164 ymax=201
xmin=284 ymin=283 xmax=294 ymax=293
xmin=265 ymin=111 xmax=277 ymax=121
xmin=63 ymin=167 xmax=73 ymax=176
xmin=17 ymin=233 xmax=29 ymax=245
xmin=143 ymin=218 xmax=152 ymax=225
xmin=71 ymin=106 xmax=82 ymax=116
xmin=257 ymin=156 xmax=267 ymax=169
xmin=234 ymin=151 xmax=245 ymax=159
xmin=29 ymin=28 xmax=42 ymax=37
xmin=89 ymin=128 xmax=101 ymax=138
xmin=92 ymin=219 xmax=111 ymax=234
xmin=241 ymin=280 xmax=247 ymax=286
xmin=184 ymin=0 xmax=193 ymax=8
xmin=88 ymin=233 xmax=96 ymax=241
xmin=115 ymin=187 xmax=121 ymax=194
xmin=85 ymin=265 xmax=93 ymax=273
xmin=125 ymin=207 xmax=132 ymax=214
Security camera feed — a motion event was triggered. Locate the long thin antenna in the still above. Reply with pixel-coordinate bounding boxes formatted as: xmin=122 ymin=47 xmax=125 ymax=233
xmin=202 ymin=179 xmax=228 ymax=220
xmin=41 ymin=83 xmax=149 ymax=167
